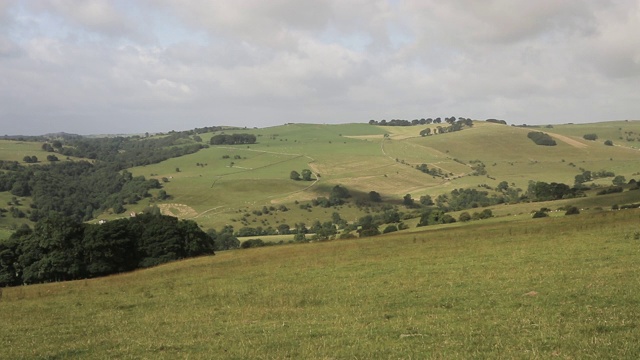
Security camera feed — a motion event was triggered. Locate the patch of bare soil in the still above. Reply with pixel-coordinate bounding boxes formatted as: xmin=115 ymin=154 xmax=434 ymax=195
xmin=548 ymin=133 xmax=588 ymax=149
xmin=157 ymin=203 xmax=198 ymax=218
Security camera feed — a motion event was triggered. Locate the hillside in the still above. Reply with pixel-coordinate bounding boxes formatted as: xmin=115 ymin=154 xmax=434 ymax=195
xmin=119 ymin=120 xmax=640 ymax=230
xmin=2 ymin=208 xmax=640 ymax=358
xmin=2 ymin=120 xmax=640 ymax=235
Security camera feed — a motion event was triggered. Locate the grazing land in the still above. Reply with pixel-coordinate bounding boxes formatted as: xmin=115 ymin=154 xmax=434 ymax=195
xmin=2 ymin=120 xmax=640 ymax=358
xmin=2 ymin=209 xmax=640 ymax=358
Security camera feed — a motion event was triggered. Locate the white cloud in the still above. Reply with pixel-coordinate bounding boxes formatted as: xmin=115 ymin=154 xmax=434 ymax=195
xmin=0 ymin=0 xmax=639 ymax=134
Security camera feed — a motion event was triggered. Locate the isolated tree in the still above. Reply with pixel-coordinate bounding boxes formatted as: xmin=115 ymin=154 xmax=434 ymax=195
xmin=565 ymin=206 xmax=580 ymax=215
xmin=46 ymin=154 xmax=59 ymax=162
xmin=157 ymin=190 xmax=168 ymax=200
xmin=383 ymin=225 xmax=398 ymax=234
xmin=459 ymin=212 xmax=471 ymax=222
xmin=368 ymin=191 xmax=382 ymax=202
xmin=301 ymin=169 xmax=313 ymax=181
xmin=419 ymin=195 xmax=434 ymax=206
xmin=290 ymin=170 xmax=301 ymax=181
xmin=403 ymin=193 xmax=414 ymax=207
xmin=612 ymin=175 xmax=626 ymax=186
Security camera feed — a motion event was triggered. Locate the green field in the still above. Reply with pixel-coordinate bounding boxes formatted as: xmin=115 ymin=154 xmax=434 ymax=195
xmin=3 ymin=120 xmax=640 ymax=358
xmin=3 ymin=120 xmax=640 ymax=234
xmin=2 ymin=208 xmax=640 ymax=358
xmin=121 ymin=121 xmax=640 ymax=230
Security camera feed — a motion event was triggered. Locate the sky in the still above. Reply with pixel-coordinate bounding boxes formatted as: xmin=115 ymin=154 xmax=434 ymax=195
xmin=1 ymin=0 xmax=639 ymax=135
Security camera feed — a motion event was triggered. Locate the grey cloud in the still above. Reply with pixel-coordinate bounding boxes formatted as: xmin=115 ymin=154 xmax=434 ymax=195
xmin=1 ymin=0 xmax=639 ymax=135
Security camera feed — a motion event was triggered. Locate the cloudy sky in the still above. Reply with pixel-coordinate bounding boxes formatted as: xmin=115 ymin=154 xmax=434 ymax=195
xmin=1 ymin=0 xmax=639 ymax=135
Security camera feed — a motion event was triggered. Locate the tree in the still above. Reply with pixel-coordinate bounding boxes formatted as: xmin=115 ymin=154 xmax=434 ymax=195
xmin=419 ymin=195 xmax=434 ymax=206
xmin=496 ymin=181 xmax=509 ymax=192
xmin=382 ymin=225 xmax=398 ymax=234
xmin=403 ymin=194 xmax=414 ymax=207
xmin=604 ymin=140 xmax=614 ymax=146
xmin=357 ymin=215 xmax=380 ymax=237
xmin=612 ymin=175 xmax=626 ymax=186
xmin=23 ymin=155 xmax=37 ymax=163
xmin=583 ymin=134 xmax=598 ymax=141
xmin=301 ymin=169 xmax=313 ymax=181
xmin=565 ymin=206 xmax=580 ymax=215
xmin=368 ymin=191 xmax=382 ymax=202
xmin=459 ymin=212 xmax=471 ymax=222
xmin=157 ymin=189 xmax=168 ymax=200
xmin=46 ymin=154 xmax=59 ymax=162
xmin=527 ymin=132 xmax=556 ymax=146
xmin=290 ymin=170 xmax=301 ymax=181
xmin=532 ymin=210 xmax=548 ymax=218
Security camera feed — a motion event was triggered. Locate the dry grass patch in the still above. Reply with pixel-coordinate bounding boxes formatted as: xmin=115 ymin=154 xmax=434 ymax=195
xmin=157 ymin=203 xmax=198 ymax=218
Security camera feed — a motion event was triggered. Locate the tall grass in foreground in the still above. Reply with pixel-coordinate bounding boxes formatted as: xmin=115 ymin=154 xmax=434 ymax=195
xmin=2 ymin=210 xmax=640 ymax=359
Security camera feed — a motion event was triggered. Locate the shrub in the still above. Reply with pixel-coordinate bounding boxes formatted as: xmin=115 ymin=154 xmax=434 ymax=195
xmin=532 ymin=210 xmax=548 ymax=218
xmin=583 ymin=133 xmax=598 ymax=141
xmin=565 ymin=206 xmax=580 ymax=215
xmin=527 ymin=132 xmax=556 ymax=146
xmin=604 ymin=140 xmax=614 ymax=146
xmin=382 ymin=225 xmax=398 ymax=234
xmin=240 ymin=239 xmax=266 ymax=248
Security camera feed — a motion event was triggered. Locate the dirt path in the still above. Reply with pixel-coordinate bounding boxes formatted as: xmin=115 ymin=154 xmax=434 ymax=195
xmin=548 ymin=133 xmax=588 ymax=149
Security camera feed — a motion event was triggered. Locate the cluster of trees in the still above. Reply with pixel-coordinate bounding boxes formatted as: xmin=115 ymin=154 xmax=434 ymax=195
xmin=210 ymin=133 xmax=257 ymax=145
xmin=44 ymin=132 xmax=205 ymax=167
xmin=574 ymin=169 xmax=617 ymax=185
xmin=0 ymin=212 xmax=214 ymax=286
xmin=415 ymin=163 xmax=445 ymax=177
xmin=486 ymin=119 xmax=508 ymax=125
xmin=0 ymin=162 xmax=161 ymax=222
xmin=526 ymin=181 xmax=583 ymax=201
xmin=434 ymin=188 xmax=508 ymax=211
xmin=527 ymin=132 xmax=557 ymax=146
xmin=309 ymin=185 xmax=351 ymax=208
xmin=0 ymin=133 xmax=208 ymax=222
xmin=22 ymin=156 xmax=38 ymax=163
xmin=369 ymin=116 xmax=472 ymax=127
xmin=290 ymin=169 xmax=314 ymax=181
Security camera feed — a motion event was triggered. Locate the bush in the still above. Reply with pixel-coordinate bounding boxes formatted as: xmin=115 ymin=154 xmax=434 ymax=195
xmin=240 ymin=239 xmax=266 ymax=248
xmin=532 ymin=210 xmax=548 ymax=218
xmin=458 ymin=212 xmax=471 ymax=222
xmin=527 ymin=132 xmax=556 ymax=146
xmin=604 ymin=140 xmax=614 ymax=146
xmin=565 ymin=206 xmax=580 ymax=215
xmin=583 ymin=134 xmax=598 ymax=141
xmin=382 ymin=225 xmax=398 ymax=234
xmin=596 ymin=187 xmax=623 ymax=195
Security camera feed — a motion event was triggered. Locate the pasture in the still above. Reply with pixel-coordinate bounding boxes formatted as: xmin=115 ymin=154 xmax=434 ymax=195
xmin=2 ymin=208 xmax=640 ymax=358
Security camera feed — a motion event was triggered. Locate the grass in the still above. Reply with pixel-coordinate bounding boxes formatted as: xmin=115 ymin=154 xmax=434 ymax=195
xmin=2 ymin=209 xmax=640 ymax=358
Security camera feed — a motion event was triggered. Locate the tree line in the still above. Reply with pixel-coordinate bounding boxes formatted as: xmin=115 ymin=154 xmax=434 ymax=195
xmin=210 ymin=133 xmax=257 ymax=145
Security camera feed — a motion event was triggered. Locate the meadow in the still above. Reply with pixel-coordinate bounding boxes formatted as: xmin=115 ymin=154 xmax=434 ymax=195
xmin=2 ymin=208 xmax=640 ymax=358
xmin=121 ymin=121 xmax=640 ymax=231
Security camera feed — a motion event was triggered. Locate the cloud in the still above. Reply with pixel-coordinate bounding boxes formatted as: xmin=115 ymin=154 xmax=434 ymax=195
xmin=0 ymin=0 xmax=639 ymax=135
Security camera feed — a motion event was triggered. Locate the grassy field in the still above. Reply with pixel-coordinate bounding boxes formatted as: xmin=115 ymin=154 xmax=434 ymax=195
xmin=2 ymin=208 xmax=640 ymax=358
xmin=121 ymin=121 xmax=640 ymax=230
xmin=3 ymin=120 xmax=640 ymax=233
